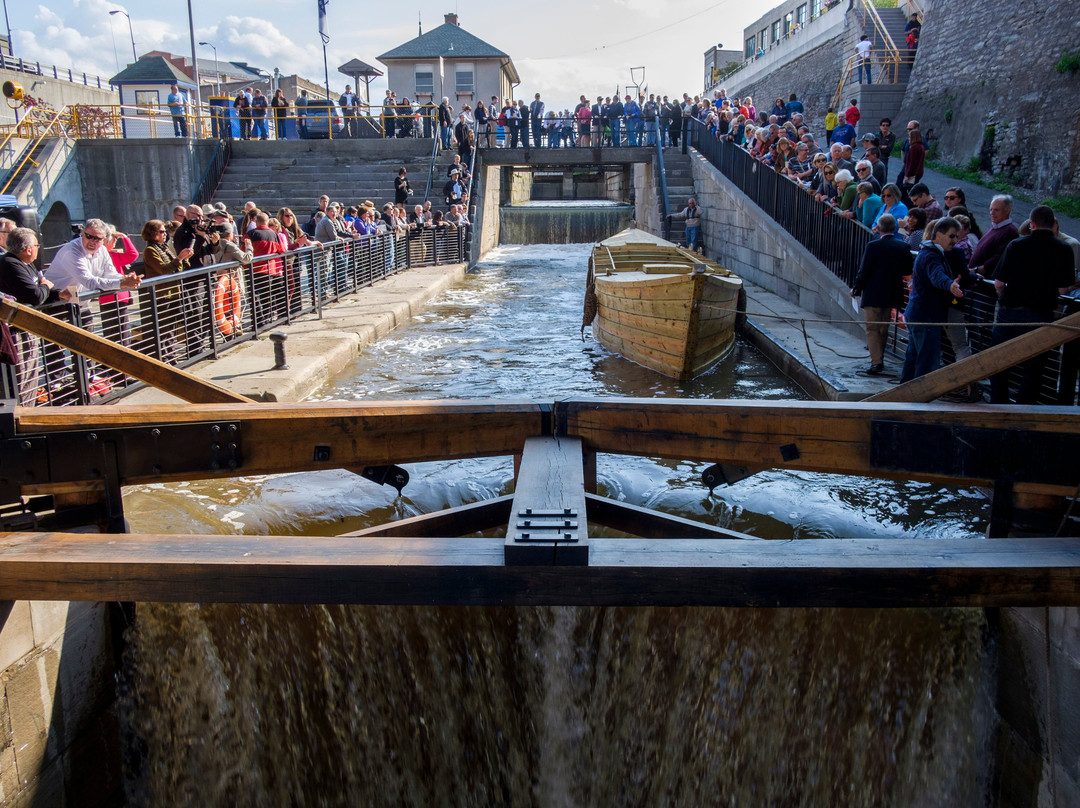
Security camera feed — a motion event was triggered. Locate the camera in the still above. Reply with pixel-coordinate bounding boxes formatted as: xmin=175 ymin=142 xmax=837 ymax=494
xmin=195 ymin=220 xmax=212 ymax=234
xmin=210 ymin=224 xmax=230 ymax=236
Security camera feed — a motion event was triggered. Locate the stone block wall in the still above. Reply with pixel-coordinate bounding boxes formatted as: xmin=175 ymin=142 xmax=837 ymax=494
xmin=898 ymin=0 xmax=1080 ymax=195
xmin=0 ymin=602 xmax=121 ymax=807
xmin=992 ymin=607 xmax=1080 ymax=806
xmin=684 ymin=150 xmax=861 ymax=340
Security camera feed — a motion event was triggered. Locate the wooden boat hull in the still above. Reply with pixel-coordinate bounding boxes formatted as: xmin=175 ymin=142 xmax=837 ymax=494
xmin=588 ymin=232 xmax=743 ymax=380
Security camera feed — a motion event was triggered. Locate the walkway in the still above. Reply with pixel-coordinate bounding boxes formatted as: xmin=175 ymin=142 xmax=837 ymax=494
xmin=123 ymin=262 xmax=467 ymax=405
xmin=918 ymin=164 xmax=1080 ymax=238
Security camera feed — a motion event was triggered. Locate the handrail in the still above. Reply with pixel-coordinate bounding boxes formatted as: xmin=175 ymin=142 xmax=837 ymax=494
xmin=655 ymin=136 xmax=671 ymax=240
xmin=421 ymin=115 xmax=442 ymax=204
xmin=0 ymin=107 xmax=68 ymax=196
xmin=191 ymin=138 xmax=232 ymax=207
xmin=832 ymin=0 xmax=907 ymax=111
xmin=462 ymin=115 xmax=479 ymax=208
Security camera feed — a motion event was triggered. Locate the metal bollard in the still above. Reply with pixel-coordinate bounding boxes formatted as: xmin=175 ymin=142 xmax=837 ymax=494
xmin=270 ymin=332 xmax=289 ymax=370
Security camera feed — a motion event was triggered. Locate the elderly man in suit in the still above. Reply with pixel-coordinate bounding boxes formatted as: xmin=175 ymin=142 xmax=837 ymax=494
xmin=850 ymin=213 xmax=914 ymax=374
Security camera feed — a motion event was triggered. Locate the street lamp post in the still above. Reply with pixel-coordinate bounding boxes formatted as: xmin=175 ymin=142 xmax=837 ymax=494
xmin=109 ymin=9 xmax=136 ymax=64
xmin=198 ymin=41 xmax=219 ymax=97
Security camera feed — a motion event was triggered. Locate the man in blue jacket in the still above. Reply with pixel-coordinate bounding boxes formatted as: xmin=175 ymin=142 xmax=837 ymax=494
xmin=900 ymin=217 xmax=965 ymax=382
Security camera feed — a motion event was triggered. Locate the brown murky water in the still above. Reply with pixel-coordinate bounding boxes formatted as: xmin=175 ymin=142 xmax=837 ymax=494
xmin=122 ymin=243 xmax=995 ymax=806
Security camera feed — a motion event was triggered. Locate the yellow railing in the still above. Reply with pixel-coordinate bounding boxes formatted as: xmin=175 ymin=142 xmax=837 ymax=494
xmin=832 ymin=0 xmax=915 ymax=109
xmin=0 ymin=106 xmax=70 ymax=195
xmin=0 ymin=102 xmax=439 ymax=148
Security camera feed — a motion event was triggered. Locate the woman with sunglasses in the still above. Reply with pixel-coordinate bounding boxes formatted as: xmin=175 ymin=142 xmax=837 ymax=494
xmin=140 ymin=219 xmax=192 ymax=364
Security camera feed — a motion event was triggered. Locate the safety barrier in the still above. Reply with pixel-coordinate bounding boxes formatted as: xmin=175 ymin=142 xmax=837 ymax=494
xmin=1 ymin=227 xmax=467 ymax=407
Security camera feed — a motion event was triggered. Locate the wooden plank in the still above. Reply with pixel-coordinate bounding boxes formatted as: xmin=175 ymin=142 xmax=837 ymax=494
xmin=867 ymin=308 xmax=1080 ymax=403
xmin=584 ymin=493 xmax=758 ymax=540
xmin=0 ymin=298 xmax=249 ymax=405
xmin=14 ymin=400 xmax=545 ymax=487
xmin=338 ymin=495 xmax=514 ymax=538
xmin=558 ymin=398 xmax=1080 ymax=493
xmin=0 ymin=531 xmax=1077 ymax=606
xmin=505 ymin=436 xmax=588 ymax=565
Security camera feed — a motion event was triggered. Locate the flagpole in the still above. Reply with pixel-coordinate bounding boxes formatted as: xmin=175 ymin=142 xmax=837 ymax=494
xmin=319 ymin=0 xmax=331 ymax=101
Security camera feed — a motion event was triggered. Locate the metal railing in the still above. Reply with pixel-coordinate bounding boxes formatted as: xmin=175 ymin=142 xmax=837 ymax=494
xmin=1 ymin=227 xmax=466 ymax=407
xmin=832 ymin=0 xmax=912 ymax=109
xmin=0 ymin=106 xmax=69 ymax=195
xmin=655 ymin=134 xmax=672 ymax=240
xmin=0 ymin=54 xmax=115 ymax=90
xmin=685 ymin=116 xmax=1078 ymax=405
xmin=687 ymin=117 xmax=872 ymax=286
xmin=191 ymin=138 xmax=232 ymax=208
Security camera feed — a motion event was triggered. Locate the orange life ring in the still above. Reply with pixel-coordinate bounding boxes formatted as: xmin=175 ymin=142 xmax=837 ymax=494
xmin=214 ymin=274 xmax=243 ymax=336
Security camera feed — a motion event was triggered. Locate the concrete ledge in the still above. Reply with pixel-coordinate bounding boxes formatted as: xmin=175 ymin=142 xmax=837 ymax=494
xmin=122 ymin=262 xmax=466 ymax=405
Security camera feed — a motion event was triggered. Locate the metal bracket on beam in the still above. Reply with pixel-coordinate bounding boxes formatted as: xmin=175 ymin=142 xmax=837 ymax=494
xmin=1 ymin=421 xmax=243 ymax=504
xmin=869 ymin=421 xmax=1080 ymax=487
xmin=360 ymin=465 xmax=410 ymax=496
xmin=505 ymin=437 xmax=589 ymax=566
xmin=701 ymin=463 xmax=761 ymax=493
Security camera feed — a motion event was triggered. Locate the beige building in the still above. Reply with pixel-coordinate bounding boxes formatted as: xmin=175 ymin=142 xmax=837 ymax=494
xmin=377 ymin=13 xmax=520 ymax=108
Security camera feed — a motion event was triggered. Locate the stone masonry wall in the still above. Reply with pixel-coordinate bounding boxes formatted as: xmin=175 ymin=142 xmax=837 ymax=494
xmin=899 ymin=0 xmax=1080 ymax=195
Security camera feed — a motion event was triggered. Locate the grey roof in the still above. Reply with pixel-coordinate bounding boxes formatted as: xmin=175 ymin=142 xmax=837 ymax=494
xmin=338 ymin=58 xmax=383 ymax=78
xmin=377 ymin=22 xmax=509 ymax=61
xmin=109 ymin=56 xmax=195 ymax=86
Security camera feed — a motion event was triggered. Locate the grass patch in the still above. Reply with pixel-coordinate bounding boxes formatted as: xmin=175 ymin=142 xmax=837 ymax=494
xmin=926 ymin=160 xmax=1020 ymax=196
xmin=1043 ymin=195 xmax=1080 ymax=220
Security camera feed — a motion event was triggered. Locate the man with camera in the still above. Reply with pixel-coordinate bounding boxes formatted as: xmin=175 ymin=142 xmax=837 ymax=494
xmin=172 ymin=204 xmax=215 ymax=357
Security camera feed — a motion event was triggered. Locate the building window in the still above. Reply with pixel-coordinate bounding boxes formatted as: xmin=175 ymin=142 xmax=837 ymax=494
xmin=811 ymin=0 xmax=823 ymax=18
xmin=455 ymin=63 xmax=474 ymax=95
xmin=134 ymin=89 xmax=159 ymax=115
xmin=415 ymin=64 xmax=433 ymax=97
xmin=784 ymin=12 xmax=794 ymax=36
xmin=797 ymin=4 xmax=807 ymax=25
xmin=771 ymin=21 xmax=781 ymax=43
xmin=745 ymin=37 xmax=756 ymax=58
xmin=759 ymin=30 xmax=767 ymax=51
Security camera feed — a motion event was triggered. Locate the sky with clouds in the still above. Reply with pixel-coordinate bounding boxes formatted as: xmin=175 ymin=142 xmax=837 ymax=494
xmin=5 ymin=0 xmax=762 ymax=110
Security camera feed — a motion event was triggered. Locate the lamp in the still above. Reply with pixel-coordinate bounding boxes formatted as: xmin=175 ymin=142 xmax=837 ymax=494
xmin=198 ymin=40 xmax=219 ymax=97
xmin=109 ymin=9 xmax=136 ymax=63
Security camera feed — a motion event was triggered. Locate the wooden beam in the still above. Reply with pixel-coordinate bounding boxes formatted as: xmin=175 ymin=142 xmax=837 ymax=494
xmin=557 ymin=398 xmax=1080 ymax=493
xmin=505 ymin=437 xmax=588 ymax=565
xmin=0 ymin=298 xmax=249 ymax=404
xmin=584 ymin=493 xmax=759 ymax=540
xmin=339 ymin=495 xmax=514 ymax=538
xmin=866 ymin=309 xmax=1080 ymax=403
xmin=14 ymin=400 xmax=546 ymax=487
xmin=0 ymin=531 xmax=1078 ymax=606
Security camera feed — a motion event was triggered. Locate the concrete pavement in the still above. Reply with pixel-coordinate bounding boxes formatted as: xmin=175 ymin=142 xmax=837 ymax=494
xmin=123 ymin=263 xmax=467 ymax=405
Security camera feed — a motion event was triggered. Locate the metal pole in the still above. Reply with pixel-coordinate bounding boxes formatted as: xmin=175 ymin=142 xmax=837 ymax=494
xmin=199 ymin=42 xmax=219 ymax=97
xmin=322 ymin=43 xmax=331 ymax=103
xmin=2 ymin=0 xmax=12 ymax=58
xmin=186 ymin=0 xmax=202 ymax=113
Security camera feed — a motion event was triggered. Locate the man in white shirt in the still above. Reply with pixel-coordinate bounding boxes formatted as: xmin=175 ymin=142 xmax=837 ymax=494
xmin=47 ymin=219 xmax=141 ymax=296
xmin=856 ymin=35 xmax=873 ymax=84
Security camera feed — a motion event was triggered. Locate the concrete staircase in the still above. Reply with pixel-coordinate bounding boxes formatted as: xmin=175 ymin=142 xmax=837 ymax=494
xmin=211 ymin=139 xmax=456 ymax=219
xmin=660 ymin=148 xmax=695 ymax=246
xmin=852 ymin=7 xmax=913 ymax=128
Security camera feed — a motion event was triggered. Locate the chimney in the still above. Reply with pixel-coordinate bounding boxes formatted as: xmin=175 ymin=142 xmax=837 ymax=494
xmin=444 ymin=13 xmax=459 ymax=25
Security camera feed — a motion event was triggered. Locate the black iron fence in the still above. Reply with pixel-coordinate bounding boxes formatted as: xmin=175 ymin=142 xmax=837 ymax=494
xmin=686 ymin=117 xmax=871 ymax=286
xmin=2 ymin=227 xmax=466 ymax=407
xmin=684 ymin=116 xmax=1079 ymax=405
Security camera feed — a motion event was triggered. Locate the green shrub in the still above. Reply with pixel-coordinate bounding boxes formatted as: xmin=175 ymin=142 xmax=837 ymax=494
xmin=1056 ymin=49 xmax=1080 ymax=74
xmin=1043 ymin=195 xmax=1080 ymax=220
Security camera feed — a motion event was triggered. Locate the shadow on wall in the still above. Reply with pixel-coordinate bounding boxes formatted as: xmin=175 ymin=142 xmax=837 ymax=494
xmin=39 ymin=200 xmax=72 ymax=266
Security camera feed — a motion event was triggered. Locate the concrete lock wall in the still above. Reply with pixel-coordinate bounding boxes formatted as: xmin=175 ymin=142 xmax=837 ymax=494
xmin=687 ymin=151 xmax=860 ymax=339
xmin=0 ymin=69 xmax=118 ymax=128
xmin=994 ymin=607 xmax=1080 ymax=805
xmin=0 ymin=602 xmax=121 ymax=806
xmin=76 ymin=139 xmax=220 ymax=237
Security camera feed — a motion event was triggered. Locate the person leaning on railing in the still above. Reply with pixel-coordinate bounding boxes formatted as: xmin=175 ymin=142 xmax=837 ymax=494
xmin=141 ymin=219 xmax=192 ymax=365
xmin=0 ymin=227 xmax=59 ymax=405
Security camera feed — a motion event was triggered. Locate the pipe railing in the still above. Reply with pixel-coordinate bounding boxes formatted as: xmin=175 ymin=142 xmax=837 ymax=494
xmin=1 ymin=227 xmax=467 ymax=407
xmin=0 ymin=107 xmax=69 ymax=195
